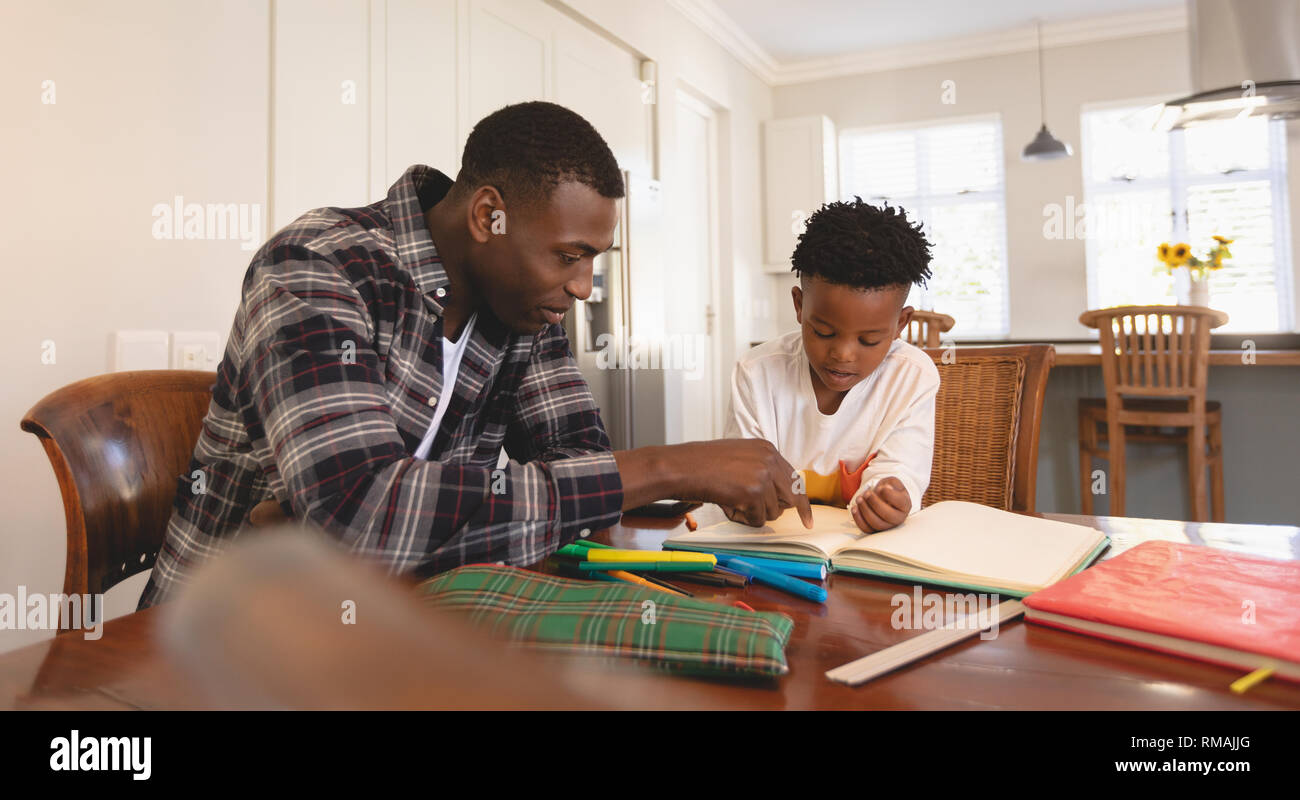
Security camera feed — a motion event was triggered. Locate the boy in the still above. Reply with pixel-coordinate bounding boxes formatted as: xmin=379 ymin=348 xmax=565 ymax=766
xmin=725 ymin=198 xmax=940 ymax=533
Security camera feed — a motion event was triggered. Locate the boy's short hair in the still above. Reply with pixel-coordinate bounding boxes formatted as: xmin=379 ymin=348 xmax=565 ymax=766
xmin=791 ymin=197 xmax=933 ymax=291
xmin=456 ymin=101 xmax=625 ymax=208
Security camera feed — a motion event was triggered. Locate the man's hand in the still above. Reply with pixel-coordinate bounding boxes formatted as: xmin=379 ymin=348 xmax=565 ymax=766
xmin=850 ymin=476 xmax=911 ymax=533
xmin=615 ymin=440 xmax=813 ymax=529
xmin=248 ymin=498 xmax=290 ymax=528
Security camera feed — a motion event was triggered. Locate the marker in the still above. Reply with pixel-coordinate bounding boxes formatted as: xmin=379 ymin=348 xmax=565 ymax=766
xmin=607 ymin=570 xmax=690 ymax=597
xmin=712 ymin=553 xmax=827 ymax=581
xmin=578 ymin=562 xmax=714 ymax=573
xmin=1230 ymin=666 xmax=1275 ymax=694
xmin=635 ymin=572 xmax=694 ymax=597
xmin=568 ymin=539 xmax=612 ymax=550
xmin=586 ymin=549 xmax=716 ymax=566
xmin=712 ymin=564 xmax=750 ymax=582
xmin=726 ymin=558 xmax=827 ymax=603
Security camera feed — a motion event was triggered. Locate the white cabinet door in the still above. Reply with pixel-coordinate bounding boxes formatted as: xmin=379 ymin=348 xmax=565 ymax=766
xmin=551 ymin=10 xmax=651 ymax=176
xmin=669 ymin=90 xmax=720 ymax=442
xmin=763 ymin=115 xmax=837 ymax=270
xmin=273 ymin=0 xmax=372 ymax=230
xmin=462 ymin=0 xmax=553 ymax=145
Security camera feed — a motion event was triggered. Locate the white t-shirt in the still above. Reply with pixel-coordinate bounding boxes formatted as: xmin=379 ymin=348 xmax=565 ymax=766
xmin=414 ymin=312 xmax=478 ymax=460
xmin=724 ymin=330 xmax=939 ymax=512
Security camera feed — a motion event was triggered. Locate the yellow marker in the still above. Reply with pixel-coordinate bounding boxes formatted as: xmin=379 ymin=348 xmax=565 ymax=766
xmin=586 ymin=549 xmax=716 ymax=566
xmin=1229 ymin=666 xmax=1275 ymax=695
xmin=608 ymin=570 xmax=689 ymax=597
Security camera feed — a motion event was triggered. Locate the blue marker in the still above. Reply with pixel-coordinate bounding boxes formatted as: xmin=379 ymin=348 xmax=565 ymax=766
xmin=714 ymin=553 xmax=827 ymax=581
xmin=712 ymin=563 xmax=750 ymax=582
xmin=726 ymin=558 xmax=827 ymax=603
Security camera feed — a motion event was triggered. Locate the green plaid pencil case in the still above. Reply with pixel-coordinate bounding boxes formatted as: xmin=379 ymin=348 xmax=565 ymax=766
xmin=416 ymin=565 xmax=795 ymax=678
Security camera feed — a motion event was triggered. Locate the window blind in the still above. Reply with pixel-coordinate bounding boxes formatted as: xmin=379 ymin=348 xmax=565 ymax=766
xmin=1082 ymin=108 xmax=1292 ymax=332
xmin=840 ymin=118 xmax=1009 ymax=338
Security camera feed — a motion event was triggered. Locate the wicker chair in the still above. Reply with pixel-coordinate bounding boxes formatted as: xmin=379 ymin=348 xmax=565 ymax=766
xmin=903 ymin=310 xmax=956 ymax=348
xmin=920 ymin=345 xmax=1055 ymax=513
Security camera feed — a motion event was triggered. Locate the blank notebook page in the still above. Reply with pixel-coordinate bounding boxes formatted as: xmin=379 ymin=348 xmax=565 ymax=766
xmin=678 ymin=506 xmax=863 ymax=556
xmin=852 ymin=501 xmax=1101 ymax=586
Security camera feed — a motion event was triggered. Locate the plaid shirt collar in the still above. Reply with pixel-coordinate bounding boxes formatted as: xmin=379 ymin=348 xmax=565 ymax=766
xmin=391 ymin=164 xmax=515 ymax=352
xmin=390 ymin=164 xmax=456 ymax=314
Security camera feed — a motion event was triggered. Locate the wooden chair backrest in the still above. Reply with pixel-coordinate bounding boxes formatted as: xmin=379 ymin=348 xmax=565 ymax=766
xmin=21 ymin=370 xmax=215 ymax=600
xmin=1078 ymin=305 xmax=1227 ymax=406
xmin=920 ymin=345 xmax=1055 ymax=513
xmin=903 ymin=310 xmax=956 ymax=348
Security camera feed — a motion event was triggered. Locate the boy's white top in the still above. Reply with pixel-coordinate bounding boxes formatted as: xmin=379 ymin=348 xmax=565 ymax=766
xmin=724 ymin=329 xmax=940 ymax=513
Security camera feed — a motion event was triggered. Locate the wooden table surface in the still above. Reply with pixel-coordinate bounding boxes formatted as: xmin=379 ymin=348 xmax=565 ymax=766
xmin=3 ymin=509 xmax=1298 ymax=710
xmin=1049 ymin=343 xmax=1300 ymax=367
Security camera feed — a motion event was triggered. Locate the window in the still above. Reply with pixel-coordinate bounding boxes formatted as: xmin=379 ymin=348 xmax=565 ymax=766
xmin=840 ymin=116 xmax=1010 ymax=338
xmin=1082 ymin=105 xmax=1293 ymax=332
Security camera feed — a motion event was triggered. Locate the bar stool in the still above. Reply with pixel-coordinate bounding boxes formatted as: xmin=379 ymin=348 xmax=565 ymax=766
xmin=903 ymin=310 xmax=955 ymax=347
xmin=1077 ymin=305 xmax=1227 ymax=522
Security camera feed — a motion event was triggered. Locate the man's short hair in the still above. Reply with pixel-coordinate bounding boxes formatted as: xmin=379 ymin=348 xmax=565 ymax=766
xmin=792 ymin=197 xmax=933 ymax=291
xmin=456 ymin=101 xmax=625 ymax=208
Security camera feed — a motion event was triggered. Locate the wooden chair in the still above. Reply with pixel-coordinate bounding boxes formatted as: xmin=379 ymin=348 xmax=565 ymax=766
xmin=21 ymin=370 xmax=215 ymax=626
xmin=903 ymin=310 xmax=956 ymax=347
xmin=1077 ymin=305 xmax=1227 ymax=522
xmin=920 ymin=345 xmax=1055 ymax=513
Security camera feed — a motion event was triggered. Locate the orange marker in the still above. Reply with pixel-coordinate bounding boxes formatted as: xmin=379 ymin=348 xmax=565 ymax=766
xmin=684 ymin=512 xmax=698 ymax=531
xmin=609 ymin=570 xmax=689 ymax=597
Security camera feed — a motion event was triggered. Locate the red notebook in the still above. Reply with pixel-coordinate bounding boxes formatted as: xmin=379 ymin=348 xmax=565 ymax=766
xmin=1023 ymin=540 xmax=1300 ymax=682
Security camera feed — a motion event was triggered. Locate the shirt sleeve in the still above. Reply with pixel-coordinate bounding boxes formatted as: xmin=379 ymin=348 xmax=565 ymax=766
xmin=500 ymin=324 xmax=624 ymax=543
xmin=849 ymin=360 xmax=939 ymax=515
xmin=243 ymin=243 xmax=621 ymax=575
xmin=724 ymin=360 xmax=769 ymax=441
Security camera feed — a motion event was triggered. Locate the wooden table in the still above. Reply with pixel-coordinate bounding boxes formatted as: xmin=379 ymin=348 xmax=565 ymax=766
xmin=3 ymin=510 xmax=1298 ymax=710
xmin=1050 ymin=343 xmax=1300 ymax=367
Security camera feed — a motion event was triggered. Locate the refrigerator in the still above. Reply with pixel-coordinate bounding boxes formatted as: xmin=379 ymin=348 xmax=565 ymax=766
xmin=564 ymin=171 xmax=665 ymax=451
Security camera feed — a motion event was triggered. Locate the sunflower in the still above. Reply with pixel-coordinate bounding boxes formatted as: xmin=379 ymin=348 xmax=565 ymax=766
xmin=1157 ymin=242 xmax=1171 ymax=263
xmin=1212 ymin=235 xmax=1234 ymax=244
xmin=1168 ymin=243 xmax=1191 ymax=266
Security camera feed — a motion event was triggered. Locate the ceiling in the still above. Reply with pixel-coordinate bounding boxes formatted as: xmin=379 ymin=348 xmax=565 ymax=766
xmin=711 ymin=0 xmax=1183 ymax=64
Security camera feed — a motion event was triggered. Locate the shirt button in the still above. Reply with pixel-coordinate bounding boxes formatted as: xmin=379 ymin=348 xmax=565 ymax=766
xmin=435 ymin=287 xmax=446 ymax=298
xmin=427 ymin=395 xmax=438 ymax=407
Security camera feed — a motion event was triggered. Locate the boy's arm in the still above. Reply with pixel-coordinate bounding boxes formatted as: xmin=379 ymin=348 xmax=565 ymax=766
xmin=723 ymin=361 xmax=769 ymax=441
xmin=850 ymin=365 xmax=940 ymax=515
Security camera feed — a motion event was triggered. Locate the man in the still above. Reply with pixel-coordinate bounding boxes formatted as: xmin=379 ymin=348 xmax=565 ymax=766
xmin=139 ymin=101 xmax=809 ymax=609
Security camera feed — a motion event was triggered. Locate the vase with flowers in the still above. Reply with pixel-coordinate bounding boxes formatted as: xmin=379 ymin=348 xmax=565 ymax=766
xmin=1156 ymin=236 xmax=1232 ymax=307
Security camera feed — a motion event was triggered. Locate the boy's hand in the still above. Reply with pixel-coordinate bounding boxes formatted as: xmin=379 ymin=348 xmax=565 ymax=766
xmin=850 ymin=477 xmax=911 ymax=533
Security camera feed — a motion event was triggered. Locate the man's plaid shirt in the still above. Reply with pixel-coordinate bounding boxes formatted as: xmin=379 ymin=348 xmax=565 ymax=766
xmin=138 ymin=165 xmax=624 ymax=608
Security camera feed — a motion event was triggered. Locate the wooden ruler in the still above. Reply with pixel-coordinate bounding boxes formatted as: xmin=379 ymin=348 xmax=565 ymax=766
xmin=825 ymin=599 xmax=1026 ymax=686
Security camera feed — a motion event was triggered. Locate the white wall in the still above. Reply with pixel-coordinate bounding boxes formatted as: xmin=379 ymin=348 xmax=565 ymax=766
xmin=771 ymin=31 xmax=1197 ymax=340
xmin=0 ymin=0 xmax=772 ymax=655
xmin=0 ymin=0 xmax=271 ymax=653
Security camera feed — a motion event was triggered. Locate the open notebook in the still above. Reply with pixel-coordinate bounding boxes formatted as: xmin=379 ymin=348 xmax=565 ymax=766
xmin=664 ymin=500 xmax=1110 ymax=597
